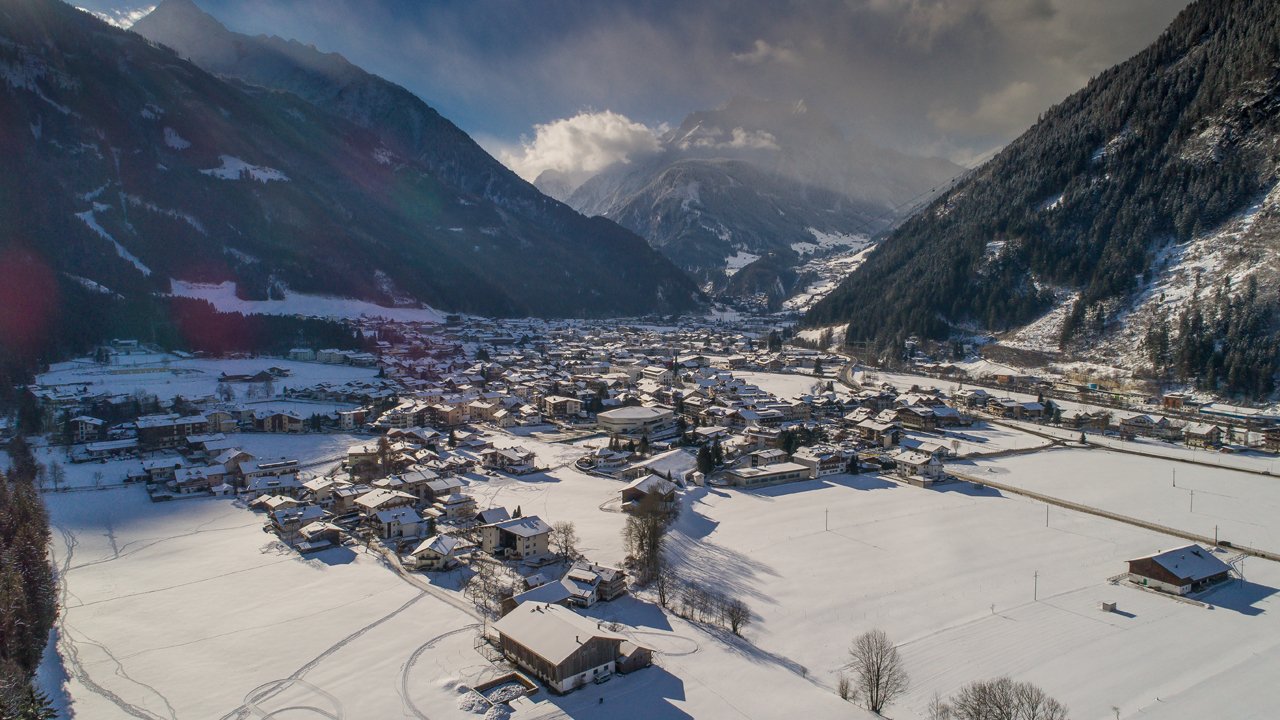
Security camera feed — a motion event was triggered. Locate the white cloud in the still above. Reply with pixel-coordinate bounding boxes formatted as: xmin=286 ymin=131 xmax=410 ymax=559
xmin=78 ymin=4 xmax=156 ymax=29
xmin=498 ymin=110 xmax=663 ymax=190
xmin=732 ymin=39 xmax=800 ymax=66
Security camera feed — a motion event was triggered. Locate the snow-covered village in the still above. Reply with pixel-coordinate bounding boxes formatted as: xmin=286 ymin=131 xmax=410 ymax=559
xmin=3 ymin=310 xmax=1277 ymax=719
xmin=5 ymin=0 xmax=1280 ymax=718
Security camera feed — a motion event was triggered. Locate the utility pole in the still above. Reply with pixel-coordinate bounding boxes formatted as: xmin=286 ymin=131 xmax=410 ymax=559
xmin=1172 ymin=468 xmax=1176 ymax=487
xmin=825 ymin=508 xmax=829 ymax=532
xmin=1190 ymin=489 xmax=1195 ymax=512
xmin=1045 ymin=505 xmax=1049 ymax=527
xmin=1034 ymin=570 xmax=1039 ymax=601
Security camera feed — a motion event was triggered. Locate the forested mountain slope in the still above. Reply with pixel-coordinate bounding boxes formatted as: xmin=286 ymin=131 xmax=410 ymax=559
xmin=805 ymin=0 xmax=1280 ymax=395
xmin=0 ymin=0 xmax=701 ymax=328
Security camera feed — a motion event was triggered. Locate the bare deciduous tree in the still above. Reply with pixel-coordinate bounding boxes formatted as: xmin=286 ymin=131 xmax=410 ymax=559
xmin=848 ymin=629 xmax=909 ymax=714
xmin=723 ymin=598 xmax=751 ymax=636
xmin=655 ymin=570 xmax=672 ymax=607
xmin=464 ymin=559 xmax=501 ymax=616
xmin=837 ymin=674 xmax=854 ymax=702
xmin=926 ymin=693 xmax=951 ymax=720
xmin=944 ymin=677 xmax=1068 ymax=720
xmin=550 ymin=521 xmax=579 ymax=558
xmin=621 ymin=492 xmax=674 ymax=583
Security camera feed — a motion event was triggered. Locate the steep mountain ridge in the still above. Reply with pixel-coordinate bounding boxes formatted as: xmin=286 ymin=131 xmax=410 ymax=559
xmin=805 ymin=0 xmax=1280 ymax=395
xmin=563 ymin=97 xmax=960 ymax=303
xmin=0 ymin=0 xmax=701 ymax=324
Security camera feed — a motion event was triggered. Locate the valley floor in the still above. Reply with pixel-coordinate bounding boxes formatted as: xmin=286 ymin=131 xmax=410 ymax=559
xmin=35 ymin=426 xmax=1280 ymax=719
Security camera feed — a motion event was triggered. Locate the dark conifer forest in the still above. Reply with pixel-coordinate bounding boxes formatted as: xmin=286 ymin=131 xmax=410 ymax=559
xmin=805 ymin=0 xmax=1280 ymax=396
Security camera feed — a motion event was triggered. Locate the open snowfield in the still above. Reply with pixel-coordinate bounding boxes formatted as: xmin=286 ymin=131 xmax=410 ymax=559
xmin=38 ymin=428 xmax=1280 ymax=719
xmin=664 ymin=475 xmax=1280 ymax=720
xmin=909 ymin=422 xmax=1052 ymax=458
xmin=954 ymin=448 xmax=1280 ymax=554
xmin=731 ymin=370 xmax=833 ymax=401
xmin=43 ymin=487 xmax=481 ymax=720
xmin=232 ymin=432 xmax=369 ymax=467
xmin=170 ymin=280 xmax=445 ymax=323
xmin=37 ymin=355 xmax=379 ymax=403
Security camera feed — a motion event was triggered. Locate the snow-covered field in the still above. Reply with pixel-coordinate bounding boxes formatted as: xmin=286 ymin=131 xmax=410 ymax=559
xmin=731 ymin=370 xmax=833 ymax=400
xmin=794 ymin=323 xmax=847 ymax=349
xmin=37 ymin=354 xmax=379 ymax=403
xmin=44 ymin=488 xmax=474 ymax=720
xmin=170 ymin=280 xmax=445 ymax=323
xmin=914 ymin=422 xmax=1052 ymax=457
xmin=665 ymin=474 xmax=1280 ymax=720
xmin=38 ymin=427 xmax=1280 ymax=719
xmin=954 ymin=448 xmax=1280 ymax=553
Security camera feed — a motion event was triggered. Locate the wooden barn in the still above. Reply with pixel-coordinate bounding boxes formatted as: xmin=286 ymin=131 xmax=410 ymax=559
xmin=1127 ymin=544 xmax=1231 ymax=595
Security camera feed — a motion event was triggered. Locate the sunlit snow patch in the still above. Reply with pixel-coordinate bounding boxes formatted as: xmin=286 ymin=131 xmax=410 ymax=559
xmin=200 ymin=155 xmax=289 ymax=183
xmin=723 ymin=251 xmax=760 ymax=276
xmin=163 ymin=127 xmax=190 ymax=150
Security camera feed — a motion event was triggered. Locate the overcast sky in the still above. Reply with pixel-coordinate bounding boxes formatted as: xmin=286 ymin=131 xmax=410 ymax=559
xmin=84 ymin=0 xmax=1189 ymax=176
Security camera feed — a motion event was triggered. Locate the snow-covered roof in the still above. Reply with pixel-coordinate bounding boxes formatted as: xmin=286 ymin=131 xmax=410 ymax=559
xmin=494 ymin=516 xmax=551 ymax=537
xmin=1131 ymin=544 xmax=1231 ymax=583
xmin=493 ymin=602 xmax=628 ymax=666
xmin=409 ymin=534 xmax=466 ymax=557
xmin=623 ymin=474 xmax=677 ymax=496
xmin=355 ymin=488 xmax=415 ymax=510
xmin=375 ymin=507 xmax=422 ymax=525
xmin=597 ymin=405 xmax=672 ymax=421
xmin=477 ymin=507 xmax=511 ymax=525
xmin=891 ymin=449 xmax=935 ymax=467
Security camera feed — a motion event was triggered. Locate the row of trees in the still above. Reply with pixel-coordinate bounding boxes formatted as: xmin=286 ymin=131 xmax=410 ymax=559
xmin=655 ymin=577 xmax=751 ymax=637
xmin=838 ymin=629 xmax=1068 ymax=719
xmin=0 ymin=438 xmax=59 ymax=719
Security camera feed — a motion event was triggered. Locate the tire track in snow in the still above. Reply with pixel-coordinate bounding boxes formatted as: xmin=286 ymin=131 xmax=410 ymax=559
xmin=54 ymin=526 xmax=178 ymax=720
xmin=220 ymin=591 xmax=427 ymax=720
xmin=399 ymin=624 xmax=481 ymax=720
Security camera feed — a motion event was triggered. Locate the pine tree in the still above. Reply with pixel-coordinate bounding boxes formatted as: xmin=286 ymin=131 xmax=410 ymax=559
xmin=696 ymin=445 xmax=714 ymax=474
